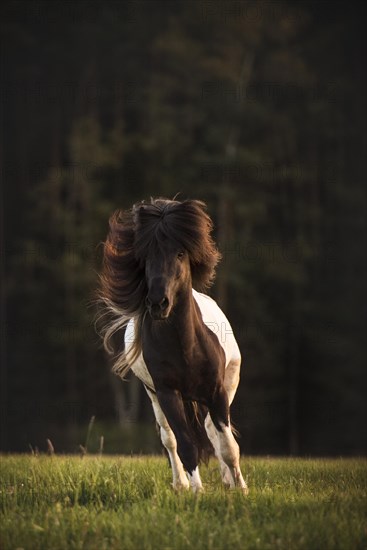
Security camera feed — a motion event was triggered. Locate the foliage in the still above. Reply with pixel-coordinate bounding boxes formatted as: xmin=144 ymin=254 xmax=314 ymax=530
xmin=0 ymin=456 xmax=366 ymax=550
xmin=1 ymin=1 xmax=365 ymax=454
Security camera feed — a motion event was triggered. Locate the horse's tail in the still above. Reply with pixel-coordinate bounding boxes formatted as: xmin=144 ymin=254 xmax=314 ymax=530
xmin=184 ymin=401 xmax=213 ymax=464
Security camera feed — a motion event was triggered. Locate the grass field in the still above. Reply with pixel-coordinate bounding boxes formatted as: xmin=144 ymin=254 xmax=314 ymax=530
xmin=0 ymin=455 xmax=366 ymax=550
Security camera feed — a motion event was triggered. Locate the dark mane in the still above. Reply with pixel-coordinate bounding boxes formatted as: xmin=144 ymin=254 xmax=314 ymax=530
xmin=98 ymin=198 xmax=221 ymax=375
xmin=134 ymin=198 xmax=221 ymax=291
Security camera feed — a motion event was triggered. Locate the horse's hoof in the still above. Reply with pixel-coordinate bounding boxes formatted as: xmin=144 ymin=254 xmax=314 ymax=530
xmin=172 ymin=482 xmax=190 ymax=492
xmin=228 ymin=483 xmax=249 ymax=495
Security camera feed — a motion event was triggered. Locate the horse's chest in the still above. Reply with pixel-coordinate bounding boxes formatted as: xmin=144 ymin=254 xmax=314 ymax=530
xmin=141 ymin=328 xmax=224 ymax=400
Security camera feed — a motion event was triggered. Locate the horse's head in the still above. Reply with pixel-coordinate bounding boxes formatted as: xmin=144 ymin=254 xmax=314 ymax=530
xmin=130 ymin=199 xmax=221 ymax=321
xmin=144 ymin=239 xmax=191 ymax=320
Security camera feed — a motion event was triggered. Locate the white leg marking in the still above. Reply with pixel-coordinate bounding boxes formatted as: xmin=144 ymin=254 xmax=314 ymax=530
xmin=204 ymin=357 xmax=248 ymax=493
xmin=223 ymin=357 xmax=248 ymax=493
xmin=187 ymin=467 xmax=203 ymax=493
xmin=216 ymin=421 xmax=248 ymax=493
xmin=205 ymin=415 xmax=232 ymax=486
xmin=146 ymin=389 xmax=189 ymax=490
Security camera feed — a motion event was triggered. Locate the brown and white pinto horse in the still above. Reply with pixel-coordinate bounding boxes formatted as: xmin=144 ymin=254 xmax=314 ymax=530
xmin=99 ymin=198 xmax=247 ymax=493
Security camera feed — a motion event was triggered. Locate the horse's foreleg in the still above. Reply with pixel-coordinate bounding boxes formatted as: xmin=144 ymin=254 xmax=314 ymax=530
xmin=145 ymin=388 xmax=189 ymax=490
xmin=209 ymin=386 xmax=248 ymax=494
xmin=156 ymin=388 xmax=203 ymax=493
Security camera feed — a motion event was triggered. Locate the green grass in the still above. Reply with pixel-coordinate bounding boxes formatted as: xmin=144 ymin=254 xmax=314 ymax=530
xmin=0 ymin=456 xmax=366 ymax=549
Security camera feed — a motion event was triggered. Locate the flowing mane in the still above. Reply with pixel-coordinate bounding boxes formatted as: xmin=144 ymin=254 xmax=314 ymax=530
xmin=98 ymin=198 xmax=221 ymax=376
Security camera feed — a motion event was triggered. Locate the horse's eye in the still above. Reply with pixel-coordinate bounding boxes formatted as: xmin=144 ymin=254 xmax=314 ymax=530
xmin=177 ymin=251 xmax=185 ymax=259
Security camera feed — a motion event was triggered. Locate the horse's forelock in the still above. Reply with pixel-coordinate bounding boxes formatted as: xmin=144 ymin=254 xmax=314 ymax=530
xmin=105 ymin=199 xmax=220 ymax=300
xmin=133 ymin=199 xmax=221 ymax=289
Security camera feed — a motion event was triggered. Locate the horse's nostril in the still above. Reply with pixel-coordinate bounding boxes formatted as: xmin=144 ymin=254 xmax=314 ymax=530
xmin=146 ymin=295 xmax=169 ymax=314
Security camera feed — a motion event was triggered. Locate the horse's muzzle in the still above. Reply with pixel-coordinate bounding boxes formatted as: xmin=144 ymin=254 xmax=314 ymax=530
xmin=146 ymin=296 xmax=170 ymax=320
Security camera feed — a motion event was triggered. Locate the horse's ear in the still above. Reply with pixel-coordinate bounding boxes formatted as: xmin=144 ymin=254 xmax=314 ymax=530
xmin=132 ymin=203 xmax=146 ymax=224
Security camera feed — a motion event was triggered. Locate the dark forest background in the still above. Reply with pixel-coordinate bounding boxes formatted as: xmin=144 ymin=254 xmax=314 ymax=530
xmin=0 ymin=0 xmax=366 ymax=455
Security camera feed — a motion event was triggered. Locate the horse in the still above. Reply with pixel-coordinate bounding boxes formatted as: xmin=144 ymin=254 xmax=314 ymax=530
xmin=98 ymin=198 xmax=247 ymax=493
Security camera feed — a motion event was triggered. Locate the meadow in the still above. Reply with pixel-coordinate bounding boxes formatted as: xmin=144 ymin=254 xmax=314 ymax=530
xmin=0 ymin=455 xmax=366 ymax=550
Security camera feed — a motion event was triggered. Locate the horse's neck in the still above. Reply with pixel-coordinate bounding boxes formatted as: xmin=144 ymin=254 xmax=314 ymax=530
xmin=172 ymin=286 xmax=204 ymax=353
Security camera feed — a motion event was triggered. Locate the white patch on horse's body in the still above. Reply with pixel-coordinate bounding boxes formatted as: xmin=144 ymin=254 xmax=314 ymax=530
xmin=192 ymin=289 xmax=241 ymax=368
xmin=125 ymin=289 xmax=246 ymax=493
xmin=125 ymin=320 xmax=155 ymax=390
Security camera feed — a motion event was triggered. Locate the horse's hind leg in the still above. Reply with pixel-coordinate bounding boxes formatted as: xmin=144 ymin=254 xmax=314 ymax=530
xmin=205 ymin=357 xmax=244 ymax=487
xmin=221 ymin=356 xmax=242 ymax=484
xmin=204 ymin=415 xmax=232 ymax=485
xmin=209 ymin=385 xmax=248 ymax=493
xmin=145 ymin=388 xmax=189 ymax=490
xmin=215 ymin=420 xmax=247 ymax=493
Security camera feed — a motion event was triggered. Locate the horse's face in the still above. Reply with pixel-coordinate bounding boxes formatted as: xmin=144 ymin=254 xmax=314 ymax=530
xmin=144 ymin=241 xmax=190 ymax=320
